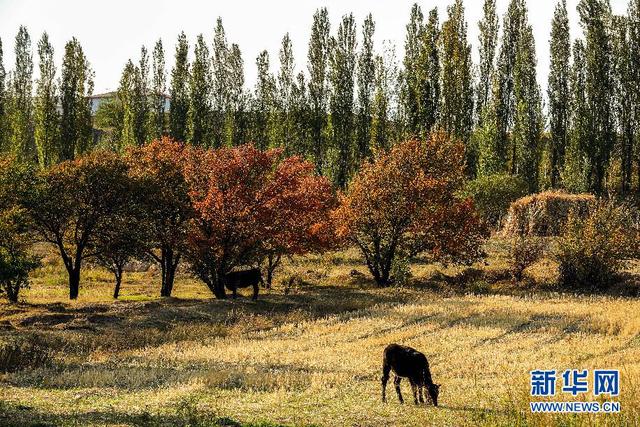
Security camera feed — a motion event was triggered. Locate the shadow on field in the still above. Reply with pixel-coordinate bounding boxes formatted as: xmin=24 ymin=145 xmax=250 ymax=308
xmin=0 ymin=399 xmax=284 ymax=427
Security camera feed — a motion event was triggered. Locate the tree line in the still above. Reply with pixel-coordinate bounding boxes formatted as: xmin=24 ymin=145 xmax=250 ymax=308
xmin=1 ymin=0 xmax=639 ymax=193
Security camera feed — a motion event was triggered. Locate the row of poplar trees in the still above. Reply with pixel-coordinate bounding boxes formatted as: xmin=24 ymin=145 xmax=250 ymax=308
xmin=0 ymin=0 xmax=639 ymax=194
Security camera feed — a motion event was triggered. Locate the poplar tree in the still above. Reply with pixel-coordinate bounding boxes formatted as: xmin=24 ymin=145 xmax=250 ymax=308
xmin=228 ymin=43 xmax=248 ymax=146
xmin=439 ymin=0 xmax=474 ymax=172
xmin=169 ymin=32 xmax=189 ymax=143
xmin=371 ymin=43 xmax=399 ymax=151
xmin=152 ymin=39 xmax=166 ymax=139
xmin=629 ymin=0 xmax=640 ymax=192
xmin=59 ymin=38 xmax=93 ymax=160
xmin=277 ymin=33 xmax=295 ymax=153
xmin=356 ymin=14 xmax=375 ymax=161
xmin=34 ymin=32 xmax=59 ymax=168
xmin=612 ymin=15 xmax=634 ymax=193
xmin=329 ymin=14 xmax=357 ymax=188
xmin=212 ymin=18 xmax=229 ymax=147
xmin=118 ymin=60 xmax=136 ymax=148
xmin=548 ymin=0 xmax=571 ymax=187
xmin=307 ymin=7 xmax=331 ymax=173
xmin=417 ymin=8 xmax=440 ymax=138
xmin=253 ymin=50 xmax=275 ymax=150
xmin=563 ymin=40 xmax=589 ymax=192
xmin=578 ymin=0 xmax=614 ymax=193
xmin=476 ymin=0 xmax=498 ymax=126
xmin=187 ymin=34 xmax=212 ymax=146
xmin=10 ymin=26 xmax=35 ymax=160
xmin=402 ymin=4 xmax=424 ymax=137
xmin=133 ymin=46 xmax=150 ymax=146
xmin=291 ymin=71 xmax=310 ymax=155
xmin=495 ymin=0 xmax=525 ymax=164
xmin=0 ymin=39 xmax=6 ymax=152
xmin=512 ymin=23 xmax=543 ymax=191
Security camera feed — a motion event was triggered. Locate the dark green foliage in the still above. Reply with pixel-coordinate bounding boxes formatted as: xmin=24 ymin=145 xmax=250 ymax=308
xmin=9 ymin=26 xmax=35 ymax=160
xmin=59 ymin=37 xmax=93 ymax=161
xmin=577 ymin=0 xmax=615 ymax=194
xmin=548 ymin=0 xmax=570 ymax=188
xmin=188 ymin=35 xmax=212 ymax=146
xmin=34 ymin=32 xmax=59 ymax=168
xmin=462 ymin=173 xmax=529 ymax=227
xmin=169 ymin=32 xmax=189 ymax=143
xmin=476 ymin=0 xmax=498 ymax=127
xmin=307 ymin=7 xmax=331 ymax=173
xmin=152 ymin=39 xmax=166 ymax=139
xmin=329 ymin=14 xmax=357 ymax=188
xmin=356 ymin=14 xmax=375 ymax=161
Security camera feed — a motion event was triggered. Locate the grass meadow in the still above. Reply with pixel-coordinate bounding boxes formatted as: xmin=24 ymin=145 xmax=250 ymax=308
xmin=1 ymin=240 xmax=639 ymax=426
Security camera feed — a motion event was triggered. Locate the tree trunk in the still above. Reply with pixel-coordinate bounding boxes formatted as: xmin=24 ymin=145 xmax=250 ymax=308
xmin=69 ymin=267 xmax=80 ymax=300
xmin=113 ymin=267 xmax=123 ymax=299
xmin=213 ymin=273 xmax=227 ymax=299
xmin=265 ymin=253 xmax=281 ymax=289
xmin=6 ymin=283 xmax=19 ymax=303
xmin=160 ymin=247 xmax=179 ymax=297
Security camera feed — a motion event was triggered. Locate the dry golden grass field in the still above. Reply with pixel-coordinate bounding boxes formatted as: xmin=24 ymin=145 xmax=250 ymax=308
xmin=1 ymin=240 xmax=640 ymax=426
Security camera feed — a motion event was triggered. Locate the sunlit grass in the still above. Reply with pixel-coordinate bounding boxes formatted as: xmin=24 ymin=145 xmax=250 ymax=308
xmin=0 ymin=242 xmax=639 ymax=426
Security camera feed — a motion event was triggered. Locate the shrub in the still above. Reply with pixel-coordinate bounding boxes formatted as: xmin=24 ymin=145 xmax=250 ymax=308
xmin=462 ymin=174 xmax=529 ymax=227
xmin=508 ymin=236 xmax=546 ymax=281
xmin=0 ymin=158 xmax=40 ymax=303
xmin=503 ymin=191 xmax=596 ymax=237
xmin=555 ymin=202 xmax=640 ymax=290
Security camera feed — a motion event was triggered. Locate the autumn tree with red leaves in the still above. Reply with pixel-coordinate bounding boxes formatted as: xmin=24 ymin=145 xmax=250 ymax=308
xmin=184 ymin=144 xmax=335 ymax=298
xmin=127 ymin=138 xmax=192 ymax=297
xmin=334 ymin=131 xmax=487 ymax=286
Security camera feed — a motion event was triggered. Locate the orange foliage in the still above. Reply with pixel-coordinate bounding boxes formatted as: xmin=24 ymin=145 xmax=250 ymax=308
xmin=184 ymin=144 xmax=335 ymax=297
xmin=334 ymin=132 xmax=487 ymax=286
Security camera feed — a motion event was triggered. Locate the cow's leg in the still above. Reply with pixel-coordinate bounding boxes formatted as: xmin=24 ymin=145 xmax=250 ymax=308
xmin=418 ymin=385 xmax=425 ymax=404
xmin=410 ymin=379 xmax=419 ymax=405
xmin=381 ymin=363 xmax=391 ymax=402
xmin=394 ymin=376 xmax=404 ymax=404
xmin=252 ymin=282 xmax=259 ymax=300
xmin=232 ymin=286 xmax=237 ymax=299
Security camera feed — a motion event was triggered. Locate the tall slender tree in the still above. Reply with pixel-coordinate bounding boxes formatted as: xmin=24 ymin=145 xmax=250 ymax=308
xmin=512 ymin=23 xmax=543 ymax=191
xmin=356 ymin=14 xmax=375 ymax=161
xmin=253 ymin=50 xmax=275 ymax=150
xmin=169 ymin=32 xmax=189 ymax=143
xmin=118 ymin=60 xmax=136 ymax=148
xmin=402 ymin=4 xmax=424 ymax=137
xmin=277 ymin=33 xmax=295 ymax=153
xmin=188 ymin=34 xmax=212 ymax=146
xmin=227 ymin=43 xmax=248 ymax=146
xmin=212 ymin=17 xmax=229 ymax=147
xmin=152 ymin=39 xmax=166 ymax=139
xmin=563 ymin=40 xmax=589 ymax=192
xmin=59 ymin=38 xmax=93 ymax=160
xmin=132 ymin=46 xmax=150 ymax=146
xmin=34 ymin=32 xmax=59 ymax=168
xmin=10 ymin=26 xmax=34 ymax=160
xmin=612 ymin=15 xmax=634 ymax=194
xmin=370 ymin=43 xmax=399 ymax=151
xmin=578 ymin=0 xmax=614 ymax=193
xmin=548 ymin=0 xmax=571 ymax=188
xmin=439 ymin=0 xmax=474 ymax=172
xmin=329 ymin=13 xmax=357 ymax=188
xmin=629 ymin=0 xmax=640 ymax=192
xmin=0 ymin=39 xmax=6 ymax=152
xmin=476 ymin=0 xmax=499 ymax=126
xmin=495 ymin=0 xmax=525 ymax=166
xmin=307 ymin=7 xmax=331 ymax=173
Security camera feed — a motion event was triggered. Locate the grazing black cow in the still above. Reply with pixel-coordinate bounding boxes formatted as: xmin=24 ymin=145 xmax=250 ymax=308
xmin=381 ymin=344 xmax=440 ymax=406
xmin=224 ymin=268 xmax=263 ymax=300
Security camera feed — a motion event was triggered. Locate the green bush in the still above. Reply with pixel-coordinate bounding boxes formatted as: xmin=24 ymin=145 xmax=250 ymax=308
xmin=555 ymin=202 xmax=640 ymax=290
xmin=463 ymin=174 xmax=529 ymax=227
